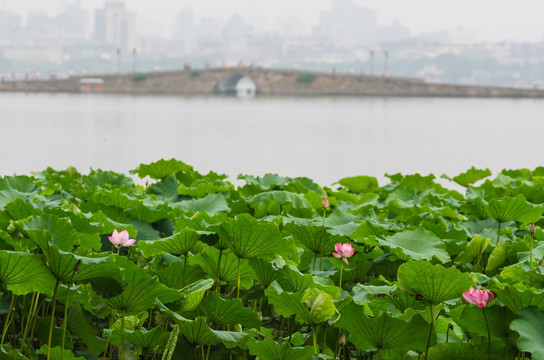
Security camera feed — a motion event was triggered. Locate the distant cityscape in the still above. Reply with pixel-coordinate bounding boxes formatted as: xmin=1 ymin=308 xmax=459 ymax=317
xmin=1 ymin=0 xmax=544 ymax=88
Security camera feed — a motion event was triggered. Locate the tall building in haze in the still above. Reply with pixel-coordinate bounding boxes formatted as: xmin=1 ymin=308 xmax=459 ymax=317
xmin=0 ymin=10 xmax=22 ymax=43
xmin=95 ymin=1 xmax=136 ymax=50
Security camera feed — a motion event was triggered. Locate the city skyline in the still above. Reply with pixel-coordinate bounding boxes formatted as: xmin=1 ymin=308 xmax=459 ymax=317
xmin=2 ymin=0 xmax=544 ymax=43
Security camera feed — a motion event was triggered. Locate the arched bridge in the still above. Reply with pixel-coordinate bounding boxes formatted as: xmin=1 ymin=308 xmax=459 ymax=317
xmin=2 ymin=67 xmax=544 ymax=98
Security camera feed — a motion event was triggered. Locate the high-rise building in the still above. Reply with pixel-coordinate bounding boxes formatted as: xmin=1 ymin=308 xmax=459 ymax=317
xmin=313 ymin=0 xmax=378 ymax=47
xmin=95 ymin=1 xmax=136 ymax=51
xmin=174 ymin=9 xmax=196 ymax=54
xmin=0 ymin=10 xmax=22 ymax=43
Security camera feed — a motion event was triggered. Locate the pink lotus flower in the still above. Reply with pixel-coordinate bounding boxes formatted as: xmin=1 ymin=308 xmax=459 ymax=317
xmin=462 ymin=287 xmax=495 ymax=308
xmin=108 ymin=229 xmax=136 ymax=249
xmin=332 ymin=243 xmax=355 ymax=265
xmin=321 ymin=197 xmax=330 ymax=209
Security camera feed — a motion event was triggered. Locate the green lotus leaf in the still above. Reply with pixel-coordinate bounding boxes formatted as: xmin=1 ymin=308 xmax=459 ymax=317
xmin=397 ymin=261 xmax=473 ymax=304
xmin=454 ymin=235 xmax=490 ymax=265
xmin=149 ymin=176 xmax=180 ymax=202
xmin=248 ymin=257 xmax=281 ymax=288
xmin=510 ymin=307 xmax=544 ymax=360
xmin=0 ymin=250 xmax=56 ymax=296
xmin=24 ymin=214 xmax=79 ymax=251
xmin=333 ymin=258 xmax=374 ymax=285
xmin=177 ymin=179 xmax=232 ymax=198
xmin=501 ymin=266 xmax=544 ymax=288
xmin=160 ymin=308 xmax=219 ymax=346
xmin=190 ymin=246 xmax=255 ymax=289
xmin=247 ymin=337 xmax=314 ymax=360
xmin=104 ymin=258 xmax=182 ymax=314
xmin=32 ymin=232 xmax=123 ymax=286
xmin=177 ymin=279 xmax=214 ymax=312
xmin=138 ymin=228 xmax=200 ymax=257
xmin=276 ymin=264 xmax=314 ymax=293
xmin=131 ymin=158 xmax=193 ymax=180
xmin=283 ymin=223 xmax=334 ymax=256
xmin=335 ymin=175 xmax=379 ymax=193
xmin=216 ymin=214 xmax=284 ymax=259
xmin=67 ymin=302 xmax=107 ymax=355
xmin=485 ymin=242 xmax=509 ymax=272
xmin=492 ymin=283 xmax=544 ymax=313
xmin=151 ymin=255 xmax=207 ymax=290
xmin=485 ymin=195 xmax=542 ymax=224
xmin=301 ymin=288 xmax=336 ymax=324
xmin=452 ymin=167 xmax=492 ymax=187
xmin=0 ymin=344 xmax=29 ymax=359
xmin=125 ymin=204 xmax=170 ymax=223
xmin=265 ymin=281 xmax=312 ymax=324
xmin=172 ymin=193 xmax=230 ymax=215
xmin=3 ymin=198 xmax=42 ymax=221
xmin=83 ymin=170 xmax=134 ymax=188
xmin=425 ymin=343 xmax=484 ymax=360
xmin=325 ymin=209 xmax=360 ymax=236
xmin=238 ymin=173 xmax=292 ymax=190
xmin=249 ymin=191 xmax=316 ymax=218
xmin=454 ymin=305 xmax=515 ymax=340
xmin=350 ymin=220 xmax=389 ymax=243
xmin=379 ymin=229 xmax=450 ymax=263
xmin=36 ymin=346 xmax=84 ymax=360
xmin=199 ymin=291 xmax=261 ymax=328
xmin=104 ymin=326 xmax=169 ymax=354
xmin=88 ymin=188 xmax=141 ymax=210
xmin=336 ymin=303 xmax=430 ymax=357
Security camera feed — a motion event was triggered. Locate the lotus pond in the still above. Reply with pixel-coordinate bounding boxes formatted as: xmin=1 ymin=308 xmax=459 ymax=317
xmin=2 ymin=159 xmax=544 ymax=360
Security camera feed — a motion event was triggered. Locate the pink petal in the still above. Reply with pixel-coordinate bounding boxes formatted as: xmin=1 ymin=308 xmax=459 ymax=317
xmin=118 ymin=230 xmax=130 ymax=243
xmin=335 ymin=243 xmax=343 ymax=254
xmin=122 ymin=239 xmax=136 ymax=247
xmin=343 ymin=258 xmax=349 ymax=266
xmin=332 ymin=252 xmax=341 ymax=258
xmin=345 ymin=247 xmax=355 ymax=257
xmin=462 ymin=291 xmax=475 ymax=304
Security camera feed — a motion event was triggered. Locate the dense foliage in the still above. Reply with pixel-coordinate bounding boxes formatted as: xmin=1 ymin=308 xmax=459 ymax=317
xmin=1 ymin=160 xmax=544 ymax=359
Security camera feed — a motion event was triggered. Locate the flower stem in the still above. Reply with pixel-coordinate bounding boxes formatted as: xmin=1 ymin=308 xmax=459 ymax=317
xmin=530 ymin=232 xmax=534 ymax=288
xmin=1 ymin=293 xmax=15 ymax=345
xmin=320 ymin=208 xmax=326 ymax=271
xmin=495 ymin=221 xmax=501 ymax=247
xmin=339 ymin=262 xmax=344 ymax=289
xmin=47 ymin=280 xmax=60 ymax=360
xmin=215 ymin=249 xmax=223 ymax=292
xmin=236 ymin=257 xmax=241 ymax=299
xmin=61 ymin=284 xmax=72 ymax=360
xmin=120 ymin=309 xmax=126 ymax=360
xmin=313 ymin=326 xmax=319 ymax=354
xmin=424 ymin=303 xmax=434 ymax=360
xmin=482 ymin=308 xmax=491 ymax=360
xmin=183 ymin=254 xmax=188 ymax=287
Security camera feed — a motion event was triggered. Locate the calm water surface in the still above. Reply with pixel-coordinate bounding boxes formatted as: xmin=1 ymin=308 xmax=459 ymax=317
xmin=1 ymin=92 xmax=543 ymax=186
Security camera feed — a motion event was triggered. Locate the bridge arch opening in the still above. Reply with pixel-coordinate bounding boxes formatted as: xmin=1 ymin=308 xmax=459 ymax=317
xmin=218 ymin=75 xmax=256 ymax=97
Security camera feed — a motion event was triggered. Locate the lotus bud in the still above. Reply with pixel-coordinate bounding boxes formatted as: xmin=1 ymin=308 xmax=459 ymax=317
xmin=466 ymin=183 xmax=473 ymax=187
xmin=530 ymin=223 xmax=536 ymax=235
xmin=321 ymin=197 xmax=330 ymax=209
xmin=338 ymin=333 xmax=346 ymax=345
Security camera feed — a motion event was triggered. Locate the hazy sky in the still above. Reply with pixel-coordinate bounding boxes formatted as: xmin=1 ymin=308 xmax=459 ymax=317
xmin=3 ymin=0 xmax=544 ymax=43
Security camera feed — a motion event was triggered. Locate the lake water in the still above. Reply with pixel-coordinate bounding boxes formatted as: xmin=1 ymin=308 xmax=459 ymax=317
xmin=1 ymin=92 xmax=543 ymax=186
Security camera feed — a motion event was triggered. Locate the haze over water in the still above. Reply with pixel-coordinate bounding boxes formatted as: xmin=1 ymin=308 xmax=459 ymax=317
xmin=2 ymin=93 xmax=543 ymax=186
